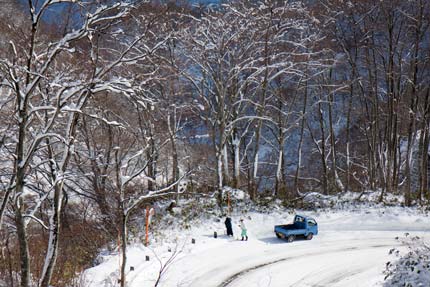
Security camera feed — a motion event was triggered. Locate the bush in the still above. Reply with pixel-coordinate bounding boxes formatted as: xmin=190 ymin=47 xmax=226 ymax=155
xmin=384 ymin=235 xmax=430 ymax=287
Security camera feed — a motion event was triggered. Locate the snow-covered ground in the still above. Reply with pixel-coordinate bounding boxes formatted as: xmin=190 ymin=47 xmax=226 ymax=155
xmin=84 ymin=205 xmax=430 ymax=287
xmin=384 ymin=235 xmax=430 ymax=287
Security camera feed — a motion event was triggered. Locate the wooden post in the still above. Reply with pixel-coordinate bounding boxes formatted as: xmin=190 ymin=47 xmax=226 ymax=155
xmin=145 ymin=206 xmax=150 ymax=246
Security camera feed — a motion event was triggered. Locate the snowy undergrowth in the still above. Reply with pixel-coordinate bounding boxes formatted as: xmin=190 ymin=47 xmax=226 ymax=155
xmin=298 ymin=190 xmax=407 ymax=210
xmin=384 ymin=235 xmax=430 ymax=287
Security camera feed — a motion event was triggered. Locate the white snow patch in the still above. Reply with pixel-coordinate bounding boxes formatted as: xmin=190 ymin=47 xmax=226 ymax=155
xmin=83 ymin=204 xmax=430 ymax=287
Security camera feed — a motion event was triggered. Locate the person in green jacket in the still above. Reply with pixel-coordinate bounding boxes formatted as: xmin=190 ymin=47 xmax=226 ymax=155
xmin=239 ymin=218 xmax=248 ymax=241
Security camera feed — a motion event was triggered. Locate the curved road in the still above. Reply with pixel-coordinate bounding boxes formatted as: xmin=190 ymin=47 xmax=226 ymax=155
xmin=159 ymin=231 xmax=428 ymax=287
xmin=221 ymin=243 xmax=396 ymax=287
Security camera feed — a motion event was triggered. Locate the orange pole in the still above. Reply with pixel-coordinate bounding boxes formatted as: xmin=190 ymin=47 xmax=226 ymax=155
xmin=145 ymin=206 xmax=149 ymax=246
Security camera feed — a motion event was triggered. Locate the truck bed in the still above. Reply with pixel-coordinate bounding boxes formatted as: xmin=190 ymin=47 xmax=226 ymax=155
xmin=275 ymin=224 xmax=297 ymax=230
xmin=274 ymin=224 xmax=307 ymax=236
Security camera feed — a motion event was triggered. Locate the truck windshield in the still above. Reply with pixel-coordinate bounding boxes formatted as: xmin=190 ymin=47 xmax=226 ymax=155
xmin=308 ymin=219 xmax=317 ymax=226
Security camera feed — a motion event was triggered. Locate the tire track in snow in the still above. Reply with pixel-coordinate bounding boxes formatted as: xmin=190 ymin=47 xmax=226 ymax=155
xmin=181 ymin=237 xmax=395 ymax=286
xmin=309 ymin=245 xmax=392 ymax=287
xmin=219 ymin=244 xmax=397 ymax=287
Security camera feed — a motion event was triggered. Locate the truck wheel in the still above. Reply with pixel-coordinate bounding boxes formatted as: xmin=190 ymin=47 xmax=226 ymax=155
xmin=287 ymin=235 xmax=295 ymax=243
xmin=306 ymin=233 xmax=313 ymax=240
xmin=276 ymin=233 xmax=281 ymax=239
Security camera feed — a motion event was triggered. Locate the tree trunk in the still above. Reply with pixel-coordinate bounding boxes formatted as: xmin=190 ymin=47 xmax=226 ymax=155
xmin=147 ymin=127 xmax=157 ymax=192
xmin=40 ymin=108 xmax=82 ymax=287
xmin=345 ymin=79 xmax=353 ymax=192
xmin=317 ymin=97 xmax=329 ymax=195
xmin=6 ymin=234 xmax=15 ymax=287
xmin=172 ymin=144 xmax=179 ymax=203
xmin=250 ymin=139 xmax=260 ymax=200
xmin=216 ymin=148 xmax=224 ymax=209
xmin=275 ymin=148 xmax=284 ymax=197
xmin=249 ymin=12 xmax=271 ymax=200
xmin=15 ymin=84 xmax=30 ymax=287
xmin=294 ymin=80 xmax=308 ymax=194
xmin=406 ymin=1 xmax=424 ymax=205
xmin=15 ymin=202 xmax=30 ymax=287
xmin=419 ymin=90 xmax=430 ymax=203
xmin=39 ymin=184 xmax=64 ymax=287
xmin=382 ymin=11 xmax=397 ymax=200
xmin=327 ymin=70 xmax=343 ymax=193
xmin=222 ymin=144 xmax=230 ymax=186
xmin=423 ymin=126 xmax=430 ymax=203
xmin=120 ymin=213 xmax=128 ymax=287
xmin=232 ymin=131 xmax=240 ymax=189
xmin=405 ymin=111 xmax=416 ymax=206
xmin=275 ymin=94 xmax=286 ymax=198
xmin=369 ymin=39 xmax=381 ymax=191
xmin=167 ymin=113 xmax=180 ymax=203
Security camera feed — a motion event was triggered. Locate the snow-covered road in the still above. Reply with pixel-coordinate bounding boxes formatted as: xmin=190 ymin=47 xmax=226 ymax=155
xmin=159 ymin=231 xmax=414 ymax=287
xmin=221 ymin=234 xmax=403 ymax=287
xmin=85 ymin=207 xmax=430 ymax=287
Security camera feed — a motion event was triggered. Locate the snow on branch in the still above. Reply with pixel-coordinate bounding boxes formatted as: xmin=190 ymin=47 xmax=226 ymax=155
xmin=125 ymin=172 xmax=191 ymax=215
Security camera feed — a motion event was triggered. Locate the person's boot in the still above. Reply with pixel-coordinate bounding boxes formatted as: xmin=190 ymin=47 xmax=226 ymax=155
xmin=241 ymin=237 xmax=244 ymax=241
xmin=246 ymin=236 xmax=248 ymax=241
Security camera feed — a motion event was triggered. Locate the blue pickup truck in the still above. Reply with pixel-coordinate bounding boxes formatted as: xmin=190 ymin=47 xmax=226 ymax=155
xmin=274 ymin=215 xmax=318 ymax=242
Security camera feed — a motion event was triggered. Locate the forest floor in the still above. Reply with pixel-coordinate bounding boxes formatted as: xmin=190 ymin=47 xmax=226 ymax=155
xmin=84 ymin=193 xmax=430 ymax=287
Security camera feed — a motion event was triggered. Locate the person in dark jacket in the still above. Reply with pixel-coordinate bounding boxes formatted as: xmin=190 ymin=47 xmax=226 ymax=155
xmin=225 ymin=217 xmax=233 ymax=236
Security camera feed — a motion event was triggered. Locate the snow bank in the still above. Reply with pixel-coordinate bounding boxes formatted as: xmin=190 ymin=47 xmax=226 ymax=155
xmin=384 ymin=235 xmax=430 ymax=287
xmin=222 ymin=186 xmax=249 ymax=201
xmin=300 ymin=190 xmax=405 ymax=209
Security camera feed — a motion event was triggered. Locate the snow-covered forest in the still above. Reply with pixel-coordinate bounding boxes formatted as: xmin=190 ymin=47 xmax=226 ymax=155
xmin=0 ymin=0 xmax=429 ymax=286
